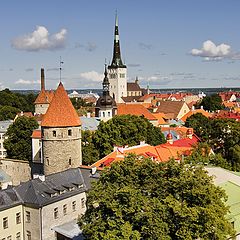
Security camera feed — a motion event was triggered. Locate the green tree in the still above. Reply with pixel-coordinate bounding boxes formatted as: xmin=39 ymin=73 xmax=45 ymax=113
xmin=79 ymin=155 xmax=234 ymax=239
xmin=0 ymin=106 xmax=21 ymax=120
xmin=185 ymin=113 xmax=212 ymax=141
xmin=82 ymin=130 xmax=100 ymax=165
xmin=196 ymin=94 xmax=224 ymax=111
xmin=4 ymin=116 xmax=39 ymax=161
xmin=93 ymin=115 xmax=166 ymax=158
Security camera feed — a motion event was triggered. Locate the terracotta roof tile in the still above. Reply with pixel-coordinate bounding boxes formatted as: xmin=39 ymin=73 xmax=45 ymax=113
xmin=181 ymin=109 xmax=212 ymax=122
xmin=117 ymin=103 xmax=157 ymax=120
xmin=41 ymin=82 xmax=81 ymax=127
xmin=156 ymin=101 xmax=188 ymax=119
xmin=34 ymin=90 xmax=55 ymax=104
xmin=31 ymin=129 xmax=41 ymax=139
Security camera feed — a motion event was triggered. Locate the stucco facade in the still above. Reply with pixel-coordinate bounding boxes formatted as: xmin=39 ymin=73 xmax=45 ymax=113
xmin=0 ymin=205 xmax=24 ymax=240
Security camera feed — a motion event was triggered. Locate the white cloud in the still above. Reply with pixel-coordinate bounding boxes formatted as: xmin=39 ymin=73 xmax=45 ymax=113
xmin=15 ymin=79 xmax=40 ymax=85
xmin=80 ymin=71 xmax=103 ymax=82
xmin=191 ymin=40 xmax=231 ymax=60
xmin=11 ymin=26 xmax=67 ymax=51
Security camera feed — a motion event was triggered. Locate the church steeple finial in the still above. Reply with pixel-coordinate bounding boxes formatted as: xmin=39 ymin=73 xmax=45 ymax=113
xmin=110 ymin=12 xmax=126 ymax=68
xmin=103 ymin=63 xmax=110 ymax=96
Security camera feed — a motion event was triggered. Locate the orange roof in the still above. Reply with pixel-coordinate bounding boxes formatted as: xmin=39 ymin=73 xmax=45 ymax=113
xmin=181 ymin=109 xmax=212 ymax=122
xmin=34 ymin=90 xmax=55 ymax=104
xmin=41 ymin=82 xmax=81 ymax=127
xmin=223 ymin=101 xmax=237 ymax=108
xmin=152 ymin=112 xmax=167 ymax=125
xmin=117 ymin=103 xmax=157 ymax=120
xmin=92 ymin=141 xmax=195 ymax=168
xmin=31 ymin=129 xmax=41 ymax=139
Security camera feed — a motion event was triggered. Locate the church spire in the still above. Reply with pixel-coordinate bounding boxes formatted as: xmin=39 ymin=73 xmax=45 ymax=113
xmin=102 ymin=64 xmax=110 ymax=96
xmin=110 ymin=12 xmax=126 ymax=68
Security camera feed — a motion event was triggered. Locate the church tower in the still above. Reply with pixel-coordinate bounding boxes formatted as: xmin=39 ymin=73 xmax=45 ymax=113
xmin=108 ymin=13 xmax=127 ymax=103
xmin=41 ymin=82 xmax=82 ymax=175
xmin=95 ymin=64 xmax=117 ymax=121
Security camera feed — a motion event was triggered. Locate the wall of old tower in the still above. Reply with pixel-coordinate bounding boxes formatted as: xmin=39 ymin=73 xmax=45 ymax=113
xmin=35 ymin=103 xmax=49 ymax=115
xmin=42 ymin=126 xmax=82 ymax=175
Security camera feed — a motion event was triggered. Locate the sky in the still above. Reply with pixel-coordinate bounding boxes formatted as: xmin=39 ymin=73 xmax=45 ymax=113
xmin=1 ymin=0 xmax=240 ymax=90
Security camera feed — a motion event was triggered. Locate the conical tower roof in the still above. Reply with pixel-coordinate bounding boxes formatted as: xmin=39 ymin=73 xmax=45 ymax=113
xmin=41 ymin=82 xmax=81 ymax=127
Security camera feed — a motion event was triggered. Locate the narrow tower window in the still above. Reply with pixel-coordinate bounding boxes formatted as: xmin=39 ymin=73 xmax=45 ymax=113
xmin=69 ymin=158 xmax=72 ymax=166
xmin=68 ymin=129 xmax=72 ymax=136
xmin=53 ymin=130 xmax=56 ymax=137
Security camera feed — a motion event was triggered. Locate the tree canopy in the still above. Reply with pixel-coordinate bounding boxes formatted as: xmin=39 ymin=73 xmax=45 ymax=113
xmin=0 ymin=89 xmax=36 ymax=120
xmin=185 ymin=114 xmax=240 ymax=171
xmin=93 ymin=115 xmax=166 ymax=158
xmin=4 ymin=116 xmax=39 ymax=161
xmin=79 ymin=155 xmax=234 ymax=239
xmin=195 ymin=94 xmax=224 ymax=111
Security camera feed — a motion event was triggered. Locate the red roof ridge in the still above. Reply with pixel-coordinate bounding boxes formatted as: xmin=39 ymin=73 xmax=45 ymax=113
xmin=41 ymin=82 xmax=81 ymax=127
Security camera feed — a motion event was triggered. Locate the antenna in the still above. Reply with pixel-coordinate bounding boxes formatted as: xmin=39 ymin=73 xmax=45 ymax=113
xmin=59 ymin=56 xmax=64 ymax=82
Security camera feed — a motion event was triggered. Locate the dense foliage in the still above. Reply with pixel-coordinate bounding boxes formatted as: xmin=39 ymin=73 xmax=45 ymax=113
xmin=195 ymin=94 xmax=224 ymax=111
xmin=79 ymin=155 xmax=234 ymax=239
xmin=82 ymin=130 xmax=100 ymax=165
xmin=4 ymin=116 xmax=39 ymax=161
xmin=93 ymin=115 xmax=166 ymax=158
xmin=0 ymin=88 xmax=36 ymax=120
xmin=185 ymin=113 xmax=240 ymax=171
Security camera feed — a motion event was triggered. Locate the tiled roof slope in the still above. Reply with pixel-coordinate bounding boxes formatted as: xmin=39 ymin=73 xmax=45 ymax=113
xmin=127 ymin=82 xmax=141 ymax=91
xmin=117 ymin=103 xmax=157 ymax=120
xmin=181 ymin=109 xmax=212 ymax=122
xmin=156 ymin=101 xmax=186 ymax=119
xmin=41 ymin=82 xmax=81 ymax=127
xmin=34 ymin=90 xmax=55 ymax=104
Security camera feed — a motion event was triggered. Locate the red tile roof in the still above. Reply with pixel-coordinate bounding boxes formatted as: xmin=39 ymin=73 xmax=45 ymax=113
xmin=34 ymin=90 xmax=55 ymax=104
xmin=117 ymin=103 xmax=157 ymax=120
xmin=31 ymin=129 xmax=41 ymax=139
xmin=41 ymin=82 xmax=81 ymax=127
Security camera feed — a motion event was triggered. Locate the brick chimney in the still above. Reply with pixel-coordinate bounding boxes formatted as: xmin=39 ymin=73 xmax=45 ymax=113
xmin=41 ymin=68 xmax=45 ymax=91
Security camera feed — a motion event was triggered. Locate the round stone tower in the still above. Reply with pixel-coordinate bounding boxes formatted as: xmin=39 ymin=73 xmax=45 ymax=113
xmin=41 ymin=82 xmax=82 ymax=175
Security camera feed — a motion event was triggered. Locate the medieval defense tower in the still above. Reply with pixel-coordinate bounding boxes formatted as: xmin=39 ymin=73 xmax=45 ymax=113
xmin=108 ymin=13 xmax=127 ymax=103
xmin=41 ymin=82 xmax=82 ymax=175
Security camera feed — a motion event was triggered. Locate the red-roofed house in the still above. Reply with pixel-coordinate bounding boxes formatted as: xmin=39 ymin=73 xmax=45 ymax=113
xmin=117 ymin=103 xmax=158 ymax=126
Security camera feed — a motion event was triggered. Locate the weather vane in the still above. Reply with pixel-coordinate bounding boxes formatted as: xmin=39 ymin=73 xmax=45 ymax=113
xmin=59 ymin=56 xmax=64 ymax=82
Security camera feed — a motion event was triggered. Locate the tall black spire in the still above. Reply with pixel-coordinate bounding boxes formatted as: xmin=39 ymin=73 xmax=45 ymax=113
xmin=110 ymin=12 xmax=126 ymax=68
xmin=102 ymin=64 xmax=110 ymax=96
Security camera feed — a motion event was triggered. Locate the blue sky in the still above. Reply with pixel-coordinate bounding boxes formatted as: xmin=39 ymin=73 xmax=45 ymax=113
xmin=1 ymin=0 xmax=240 ymax=90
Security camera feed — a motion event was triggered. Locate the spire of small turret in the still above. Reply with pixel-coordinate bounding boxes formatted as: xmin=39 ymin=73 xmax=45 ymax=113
xmin=110 ymin=12 xmax=126 ymax=68
xmin=103 ymin=64 xmax=110 ymax=96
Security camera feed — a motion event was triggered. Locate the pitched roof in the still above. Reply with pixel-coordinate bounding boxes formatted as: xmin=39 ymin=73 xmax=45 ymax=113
xmin=127 ymin=82 xmax=141 ymax=91
xmin=92 ymin=140 xmax=197 ymax=168
xmin=152 ymin=113 xmax=167 ymax=125
xmin=31 ymin=129 xmax=41 ymax=139
xmin=117 ymin=103 xmax=157 ymax=120
xmin=34 ymin=90 xmax=55 ymax=104
xmin=122 ymin=96 xmax=142 ymax=102
xmin=156 ymin=101 xmax=187 ymax=119
xmin=181 ymin=109 xmax=212 ymax=122
xmin=41 ymin=82 xmax=81 ymax=127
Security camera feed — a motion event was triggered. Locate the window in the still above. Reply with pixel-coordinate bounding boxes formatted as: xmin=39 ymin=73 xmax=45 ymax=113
xmin=108 ymin=111 xmax=111 ymax=117
xmin=53 ymin=130 xmax=56 ymax=137
xmin=81 ymin=198 xmax=85 ymax=208
xmin=3 ymin=217 xmax=8 ymax=229
xmin=7 ymin=236 xmax=11 ymax=240
xmin=16 ymin=232 xmax=21 ymax=240
xmin=72 ymin=201 xmax=76 ymax=211
xmin=102 ymin=112 xmax=105 ymax=118
xmin=26 ymin=231 xmax=31 ymax=240
xmin=16 ymin=212 xmax=21 ymax=224
xmin=26 ymin=211 xmax=30 ymax=223
xmin=54 ymin=207 xmax=58 ymax=219
xmin=63 ymin=204 xmax=67 ymax=215
xmin=69 ymin=158 xmax=72 ymax=166
xmin=68 ymin=129 xmax=72 ymax=136
xmin=120 ymin=73 xmax=125 ymax=78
